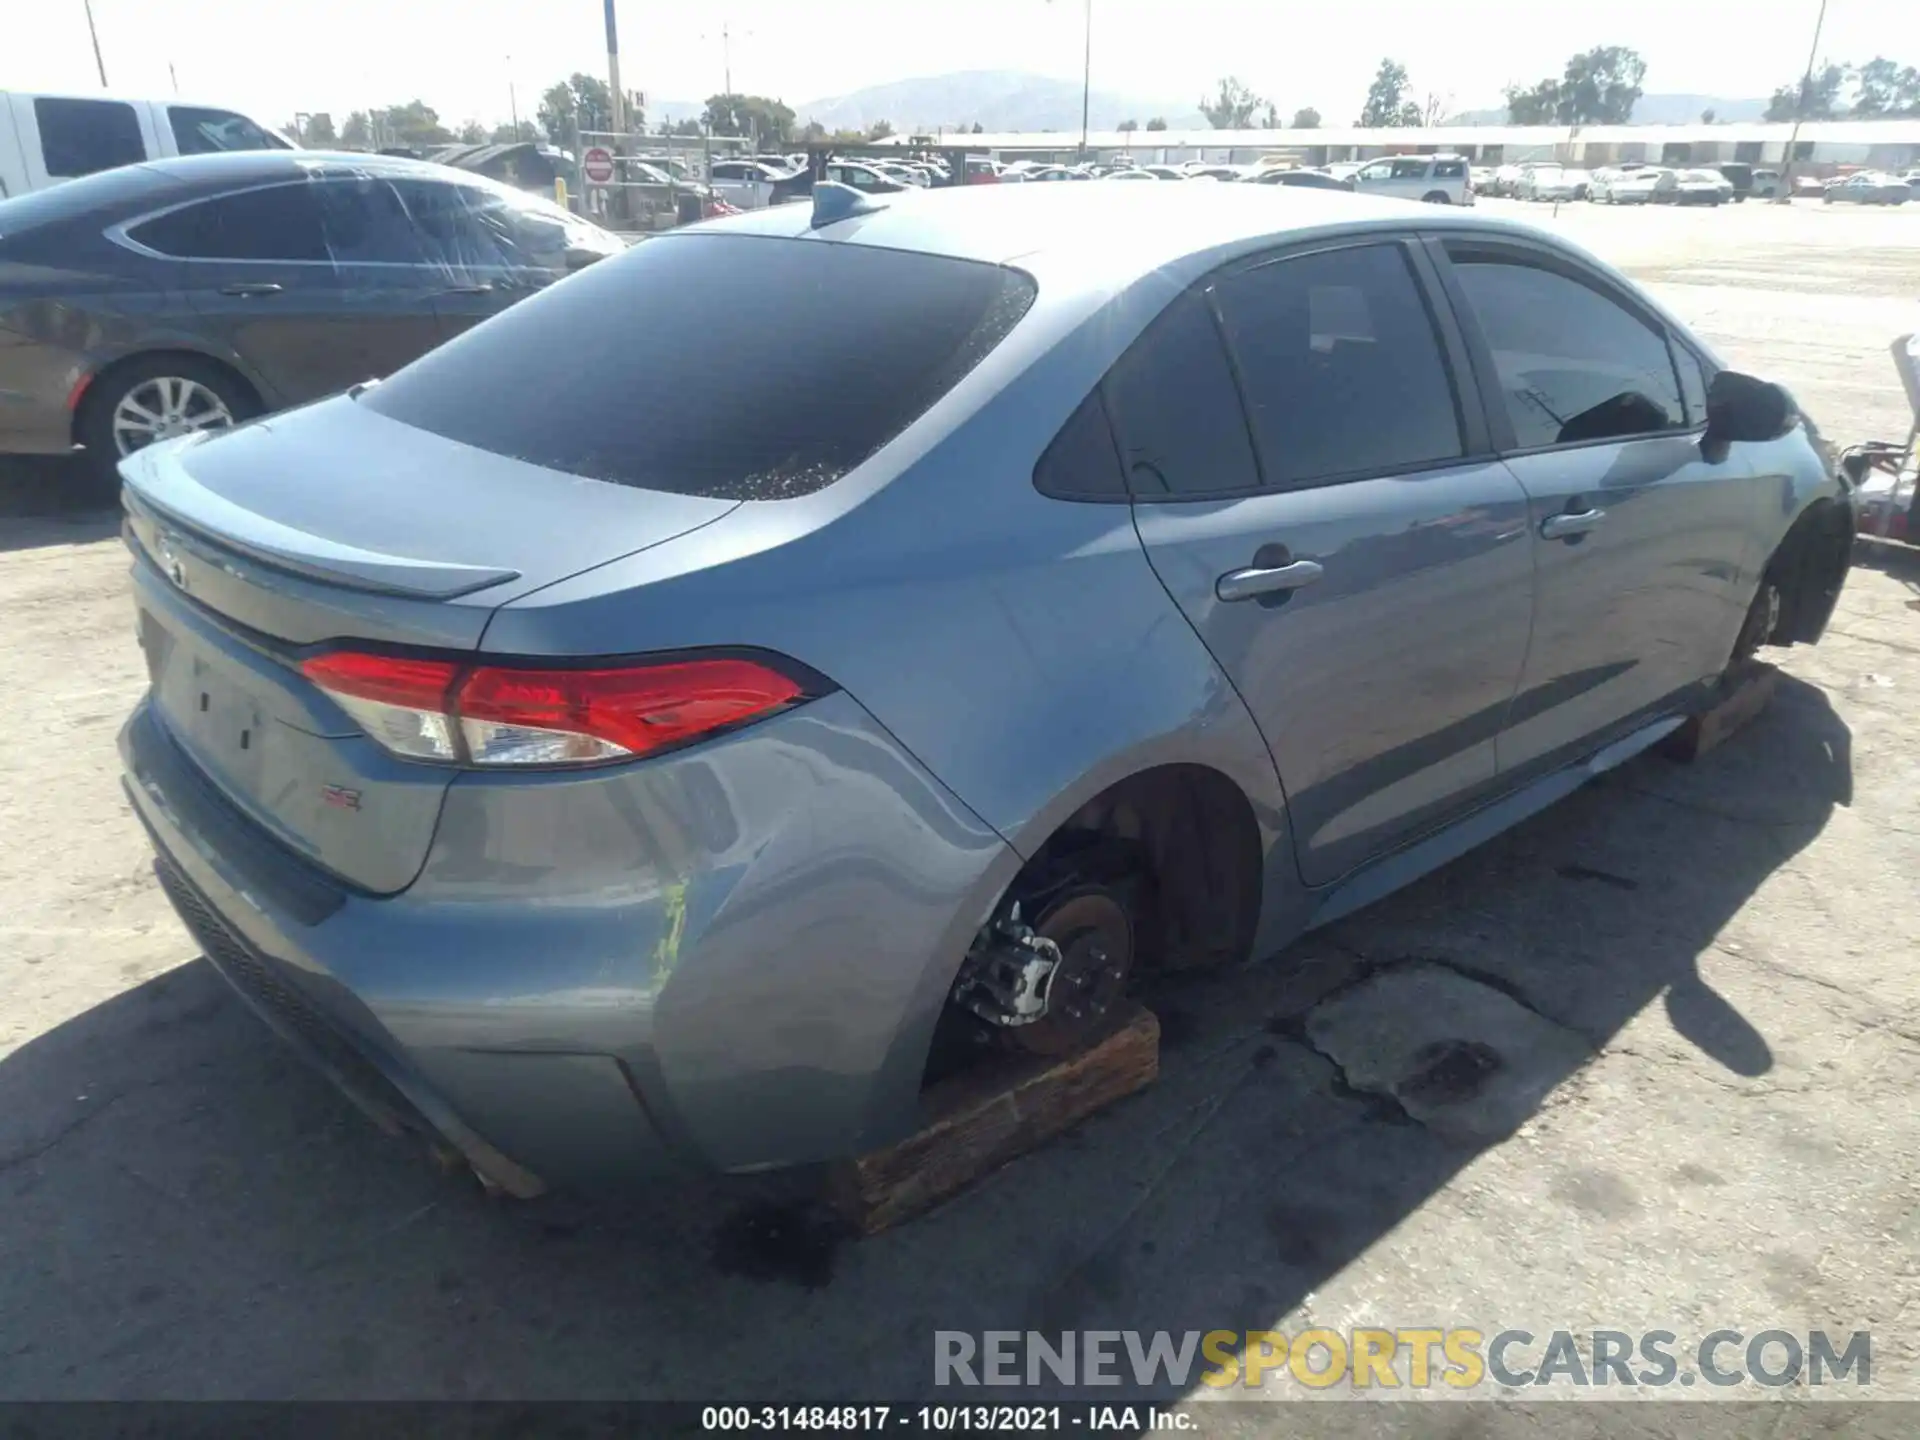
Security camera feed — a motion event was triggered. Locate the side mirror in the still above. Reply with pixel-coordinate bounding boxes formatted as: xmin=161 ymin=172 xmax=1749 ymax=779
xmin=1705 ymin=370 xmax=1794 ymax=444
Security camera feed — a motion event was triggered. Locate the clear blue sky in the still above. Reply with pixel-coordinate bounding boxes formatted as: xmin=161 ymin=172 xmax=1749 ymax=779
xmin=5 ymin=0 xmax=1902 ymax=130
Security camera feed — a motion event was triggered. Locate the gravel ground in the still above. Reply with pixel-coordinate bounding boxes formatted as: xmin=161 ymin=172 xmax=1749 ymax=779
xmin=1 ymin=199 xmax=1917 ymax=1411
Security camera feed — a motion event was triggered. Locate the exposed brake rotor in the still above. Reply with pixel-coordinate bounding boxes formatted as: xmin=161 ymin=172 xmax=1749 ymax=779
xmin=953 ymin=886 xmax=1135 ymax=1057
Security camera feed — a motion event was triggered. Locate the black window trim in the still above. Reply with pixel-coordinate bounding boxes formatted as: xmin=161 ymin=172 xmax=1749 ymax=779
xmin=1421 ymin=231 xmax=1698 ymax=460
xmin=113 ymin=176 xmax=480 ymax=268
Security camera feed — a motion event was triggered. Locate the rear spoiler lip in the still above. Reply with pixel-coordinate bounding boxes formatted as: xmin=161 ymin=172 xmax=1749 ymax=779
xmin=119 ymin=438 xmax=522 ymax=602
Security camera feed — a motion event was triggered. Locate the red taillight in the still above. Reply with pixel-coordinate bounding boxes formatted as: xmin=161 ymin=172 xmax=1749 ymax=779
xmin=300 ymin=651 xmax=811 ymax=767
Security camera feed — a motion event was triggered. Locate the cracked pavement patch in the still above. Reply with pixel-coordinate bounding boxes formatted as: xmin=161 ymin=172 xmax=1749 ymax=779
xmin=1302 ymin=964 xmax=1596 ymax=1142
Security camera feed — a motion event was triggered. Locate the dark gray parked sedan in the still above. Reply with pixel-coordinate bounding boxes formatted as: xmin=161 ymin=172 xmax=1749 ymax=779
xmin=0 ymin=151 xmax=621 ymax=481
xmin=118 ymin=182 xmax=1852 ymax=1195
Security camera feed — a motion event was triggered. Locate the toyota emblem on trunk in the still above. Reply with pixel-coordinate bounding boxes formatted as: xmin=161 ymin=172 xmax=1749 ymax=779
xmin=157 ymin=534 xmax=188 ymax=591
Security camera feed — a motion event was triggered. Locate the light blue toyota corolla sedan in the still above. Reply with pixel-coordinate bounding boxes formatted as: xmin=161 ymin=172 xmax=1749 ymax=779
xmin=117 ymin=180 xmax=1852 ymax=1193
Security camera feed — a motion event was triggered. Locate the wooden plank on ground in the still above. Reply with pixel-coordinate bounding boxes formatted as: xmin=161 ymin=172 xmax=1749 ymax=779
xmin=829 ymin=1004 xmax=1160 ymax=1235
xmin=1661 ymin=661 xmax=1778 ymax=763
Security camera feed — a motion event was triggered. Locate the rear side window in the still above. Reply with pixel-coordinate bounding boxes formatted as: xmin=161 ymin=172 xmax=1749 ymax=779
xmin=1389 ymin=158 xmax=1431 ymax=179
xmin=129 ymin=184 xmax=327 ymax=261
xmin=34 ymin=97 xmax=144 ymax=179
xmin=360 ymin=233 xmax=1035 ymax=499
xmin=1446 ymin=250 xmax=1684 ymax=449
xmin=1213 ymin=244 xmax=1463 ymax=488
xmin=167 ymin=106 xmax=287 ymax=155
xmin=1034 ymin=391 xmax=1127 ymax=501
xmin=1433 ymin=159 xmax=1466 ymax=179
xmin=1102 ymin=292 xmax=1260 ymax=499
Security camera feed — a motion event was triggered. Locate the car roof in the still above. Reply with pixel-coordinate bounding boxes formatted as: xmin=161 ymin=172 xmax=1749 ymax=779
xmin=699 ymin=178 xmax=1557 ymax=288
xmin=123 ymin=150 xmax=468 ymax=186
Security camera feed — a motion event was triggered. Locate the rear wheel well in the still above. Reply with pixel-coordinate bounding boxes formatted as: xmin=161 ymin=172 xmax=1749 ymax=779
xmin=1014 ymin=763 xmax=1263 ymax=976
xmin=73 ymin=349 xmax=263 ymax=447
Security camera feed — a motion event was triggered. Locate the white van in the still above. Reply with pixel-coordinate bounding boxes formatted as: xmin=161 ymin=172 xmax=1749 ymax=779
xmin=0 ymin=90 xmax=292 ymax=198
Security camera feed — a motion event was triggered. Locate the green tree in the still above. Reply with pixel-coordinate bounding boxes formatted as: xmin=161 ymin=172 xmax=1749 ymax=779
xmin=490 ymin=120 xmax=539 ymax=143
xmin=376 ymin=100 xmax=451 ymax=147
xmin=1200 ymin=76 xmax=1264 ymax=128
xmin=1765 ymin=62 xmax=1846 ymax=121
xmin=304 ymin=112 xmax=337 ymax=145
xmin=1852 ymin=57 xmax=1920 ymax=116
xmin=702 ymin=93 xmax=797 ymax=143
xmin=538 ymin=74 xmax=632 ymax=151
xmin=341 ymin=111 xmax=372 ymax=148
xmin=1118 ymin=118 xmax=1138 ymax=131
xmin=1358 ymin=59 xmax=1416 ymax=126
xmin=866 ymin=119 xmax=895 ymax=140
xmin=1559 ymin=46 xmax=1646 ymax=123
xmin=456 ymin=120 xmax=486 ymax=144
xmin=1145 ymin=116 xmax=1168 ymax=131
xmin=1504 ymin=79 xmax=1562 ymax=124
xmin=1290 ymin=106 xmax=1321 ymax=128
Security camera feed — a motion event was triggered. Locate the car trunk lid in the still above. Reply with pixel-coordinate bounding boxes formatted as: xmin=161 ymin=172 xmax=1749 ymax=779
xmin=119 ymin=396 xmax=739 ymax=893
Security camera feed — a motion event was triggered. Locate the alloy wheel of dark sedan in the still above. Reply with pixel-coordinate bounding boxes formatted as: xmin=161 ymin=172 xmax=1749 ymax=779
xmin=112 ymin=375 xmax=237 ymax=455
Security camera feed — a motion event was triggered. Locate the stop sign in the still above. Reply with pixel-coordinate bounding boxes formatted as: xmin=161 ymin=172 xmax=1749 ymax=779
xmin=582 ymin=146 xmax=615 ymax=185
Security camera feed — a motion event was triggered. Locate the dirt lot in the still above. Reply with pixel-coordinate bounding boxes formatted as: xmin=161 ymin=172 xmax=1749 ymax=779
xmin=2 ymin=200 xmax=1918 ymax=1409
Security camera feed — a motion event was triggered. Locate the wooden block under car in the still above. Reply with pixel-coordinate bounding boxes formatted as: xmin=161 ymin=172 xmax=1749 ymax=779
xmin=828 ymin=1004 xmax=1160 ymax=1235
xmin=1661 ymin=660 xmax=1778 ymax=763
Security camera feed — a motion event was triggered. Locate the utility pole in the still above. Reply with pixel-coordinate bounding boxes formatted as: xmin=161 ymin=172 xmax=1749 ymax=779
xmin=1776 ymin=0 xmax=1830 ymax=203
xmin=605 ymin=0 xmax=626 ymax=137
xmin=508 ymin=55 xmax=519 ymax=138
xmin=83 ymin=0 xmax=108 ymax=87
xmin=724 ymin=22 xmax=733 ymax=98
xmin=1079 ymin=0 xmax=1092 ymax=155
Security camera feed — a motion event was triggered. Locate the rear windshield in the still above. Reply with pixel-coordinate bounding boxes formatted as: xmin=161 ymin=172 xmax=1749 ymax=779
xmin=360 ymin=232 xmax=1037 ymax=500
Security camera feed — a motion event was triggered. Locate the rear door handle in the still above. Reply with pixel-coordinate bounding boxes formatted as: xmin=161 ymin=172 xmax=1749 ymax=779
xmin=442 ymin=282 xmax=494 ymax=294
xmin=1216 ymin=558 xmax=1324 ymax=602
xmin=1540 ymin=507 xmax=1606 ymax=540
xmin=219 ymin=281 xmax=284 ymax=297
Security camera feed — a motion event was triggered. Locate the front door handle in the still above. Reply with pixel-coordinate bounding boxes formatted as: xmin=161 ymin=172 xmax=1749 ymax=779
xmin=219 ymin=281 xmax=284 ymax=297
xmin=1217 ymin=558 xmax=1325 ymax=603
xmin=442 ymin=282 xmax=495 ymax=295
xmin=1540 ymin=506 xmax=1606 ymax=540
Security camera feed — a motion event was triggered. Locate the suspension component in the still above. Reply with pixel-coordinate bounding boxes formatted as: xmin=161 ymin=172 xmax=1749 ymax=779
xmin=952 ymin=887 xmax=1135 ymax=1056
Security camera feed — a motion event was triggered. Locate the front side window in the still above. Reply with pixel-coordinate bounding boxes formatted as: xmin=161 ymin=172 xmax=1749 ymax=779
xmin=1212 ymin=243 xmax=1463 ymax=489
xmin=168 ymin=107 xmax=287 ymax=155
xmin=1390 ymin=158 xmax=1432 ymax=179
xmin=361 ymin=233 xmax=1035 ymax=499
xmin=1357 ymin=162 xmax=1393 ymax=181
xmin=128 ymin=184 xmax=328 ymax=261
xmin=1101 ymin=292 xmax=1261 ymax=499
xmin=34 ymin=97 xmax=144 ymax=179
xmin=1445 ymin=250 xmax=1685 ymax=450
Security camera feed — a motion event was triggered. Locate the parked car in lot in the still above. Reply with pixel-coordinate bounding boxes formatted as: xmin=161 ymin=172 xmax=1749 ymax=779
xmin=1712 ymin=162 xmax=1783 ymax=201
xmin=0 ymin=151 xmax=622 ymax=481
xmin=708 ymin=158 xmax=812 ymax=208
xmin=1140 ymin=165 xmax=1188 ymax=181
xmin=1823 ymin=171 xmax=1911 ymax=205
xmin=1661 ymin=169 xmax=1734 ymax=205
xmin=1102 ymin=168 xmax=1160 ymax=181
xmin=1350 ymin=152 xmax=1472 ymax=204
xmin=1488 ymin=163 xmax=1526 ymax=197
xmin=0 ymin=89 xmax=291 ymax=197
xmin=822 ymin=160 xmax=910 ymax=194
xmin=1248 ymin=168 xmax=1356 ymax=191
xmin=1589 ymin=166 xmax=1665 ymax=204
xmin=114 ymin=181 xmax=1851 ymax=1191
xmin=1517 ymin=164 xmax=1587 ymax=201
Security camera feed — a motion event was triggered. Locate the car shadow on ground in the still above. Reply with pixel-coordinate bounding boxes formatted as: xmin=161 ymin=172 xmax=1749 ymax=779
xmin=0 ymin=457 xmax=119 ymax=553
xmin=0 ymin=675 xmax=1852 ymax=1402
